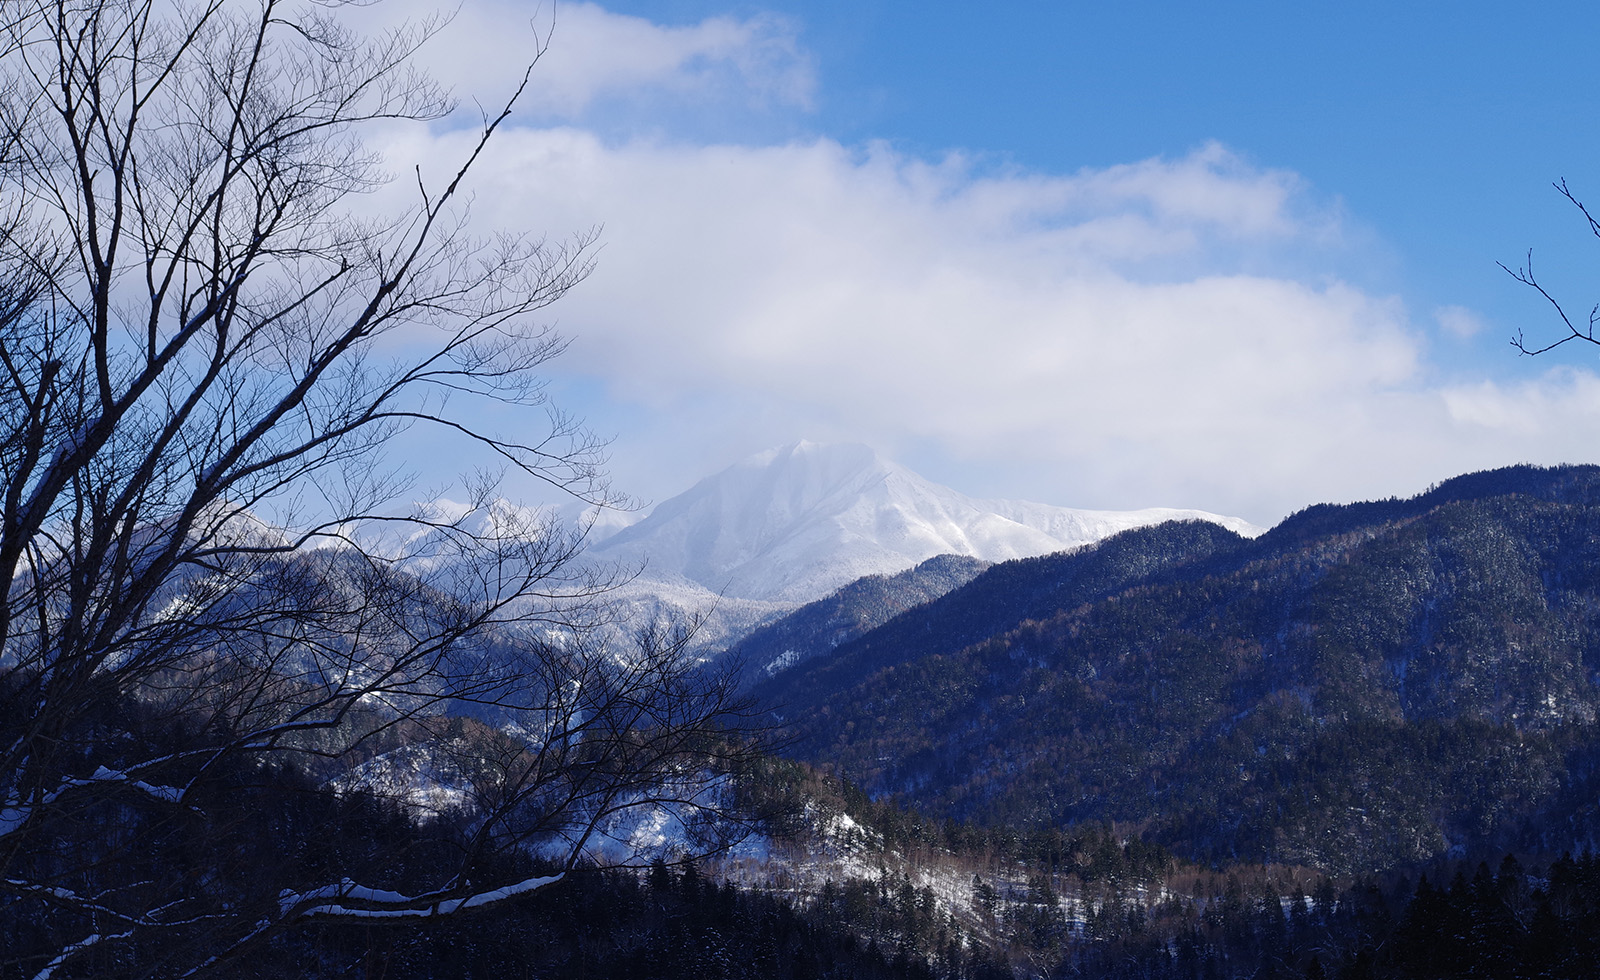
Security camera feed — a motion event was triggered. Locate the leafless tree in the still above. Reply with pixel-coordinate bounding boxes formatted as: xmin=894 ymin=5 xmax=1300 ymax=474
xmin=1506 ymin=178 xmax=1600 ymax=356
xmin=0 ymin=2 xmax=754 ymax=977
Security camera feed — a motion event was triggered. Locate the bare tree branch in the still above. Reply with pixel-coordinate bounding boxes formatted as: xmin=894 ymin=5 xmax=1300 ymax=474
xmin=0 ymin=3 xmax=760 ymax=977
xmin=1508 ymin=180 xmax=1600 ymax=357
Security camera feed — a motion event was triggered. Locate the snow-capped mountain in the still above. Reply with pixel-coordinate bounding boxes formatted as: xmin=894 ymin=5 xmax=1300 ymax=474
xmin=589 ymin=441 xmax=1262 ymax=605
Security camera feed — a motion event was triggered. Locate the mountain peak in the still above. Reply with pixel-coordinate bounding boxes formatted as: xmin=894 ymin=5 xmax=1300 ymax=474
xmin=593 ymin=442 xmax=1262 ymax=604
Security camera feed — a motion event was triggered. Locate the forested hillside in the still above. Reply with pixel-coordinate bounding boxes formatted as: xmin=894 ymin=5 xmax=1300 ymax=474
xmin=753 ymin=519 xmax=1247 ymax=699
xmin=731 ymin=554 xmax=990 ymax=678
xmin=759 ymin=464 xmax=1600 ymax=872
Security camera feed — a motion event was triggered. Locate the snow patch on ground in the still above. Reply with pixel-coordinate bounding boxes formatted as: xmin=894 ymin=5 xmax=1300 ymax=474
xmin=706 ymin=796 xmax=1189 ymax=977
xmin=328 ymin=744 xmax=470 ymax=822
xmin=763 ymin=649 xmax=801 ymax=676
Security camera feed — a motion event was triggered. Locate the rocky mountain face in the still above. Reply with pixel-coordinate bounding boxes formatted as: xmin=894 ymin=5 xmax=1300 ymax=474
xmin=755 ymin=464 xmax=1600 ymax=873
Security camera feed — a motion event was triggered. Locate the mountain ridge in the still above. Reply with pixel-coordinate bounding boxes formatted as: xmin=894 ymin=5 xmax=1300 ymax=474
xmin=755 ymin=463 xmax=1600 ymax=873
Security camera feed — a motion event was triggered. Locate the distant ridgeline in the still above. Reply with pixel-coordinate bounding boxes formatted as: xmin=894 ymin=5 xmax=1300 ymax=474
xmin=756 ymin=464 xmax=1600 ymax=874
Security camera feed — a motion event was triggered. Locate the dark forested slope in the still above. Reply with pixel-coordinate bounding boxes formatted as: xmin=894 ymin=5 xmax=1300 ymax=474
xmin=730 ymin=554 xmax=989 ymax=680
xmin=757 ymin=465 xmax=1600 ymax=873
xmin=752 ymin=519 xmax=1248 ymax=710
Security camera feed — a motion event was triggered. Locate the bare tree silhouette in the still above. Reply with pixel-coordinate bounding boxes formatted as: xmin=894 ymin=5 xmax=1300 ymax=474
xmin=0 ymin=3 xmax=754 ymax=976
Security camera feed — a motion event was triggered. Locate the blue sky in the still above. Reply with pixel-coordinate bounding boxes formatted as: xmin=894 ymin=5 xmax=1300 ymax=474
xmin=365 ymin=1 xmax=1600 ymax=524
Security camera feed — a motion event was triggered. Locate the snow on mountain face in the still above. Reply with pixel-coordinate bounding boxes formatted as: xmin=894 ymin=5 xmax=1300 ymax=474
xmin=590 ymin=441 xmax=1263 ymax=605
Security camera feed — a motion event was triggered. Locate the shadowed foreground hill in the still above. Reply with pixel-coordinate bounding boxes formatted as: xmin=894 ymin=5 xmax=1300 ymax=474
xmin=758 ymin=464 xmax=1600 ymax=873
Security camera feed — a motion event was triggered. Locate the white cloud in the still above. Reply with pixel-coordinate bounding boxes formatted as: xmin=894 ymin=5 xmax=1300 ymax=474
xmin=370 ymin=131 xmax=1409 ymax=510
xmin=346 ymin=8 xmax=1600 ymax=525
xmin=1435 ymin=304 xmax=1487 ymax=339
xmin=1443 ymin=369 xmax=1600 ymax=434
xmin=1051 ymin=141 xmax=1310 ymax=238
xmin=354 ymin=2 xmax=813 ymax=119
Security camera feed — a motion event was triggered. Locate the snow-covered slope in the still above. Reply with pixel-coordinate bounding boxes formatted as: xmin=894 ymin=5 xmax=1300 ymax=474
xmin=590 ymin=441 xmax=1262 ymax=605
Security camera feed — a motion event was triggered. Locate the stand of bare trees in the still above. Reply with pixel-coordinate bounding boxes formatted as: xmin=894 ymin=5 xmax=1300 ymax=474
xmin=0 ymin=3 xmax=753 ymax=977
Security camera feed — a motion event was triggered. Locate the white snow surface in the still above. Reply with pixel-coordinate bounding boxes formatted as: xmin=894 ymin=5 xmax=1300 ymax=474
xmin=328 ymin=744 xmax=471 ymax=823
xmin=590 ymin=441 xmax=1263 ymax=604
